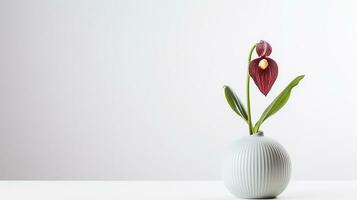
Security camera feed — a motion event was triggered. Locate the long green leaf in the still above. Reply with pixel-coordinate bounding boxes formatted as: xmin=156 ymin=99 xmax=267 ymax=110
xmin=253 ymin=75 xmax=305 ymax=132
xmin=223 ymin=85 xmax=248 ymax=122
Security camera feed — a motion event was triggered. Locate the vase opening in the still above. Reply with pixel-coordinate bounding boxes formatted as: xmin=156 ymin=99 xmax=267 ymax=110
xmin=254 ymin=131 xmax=264 ymax=136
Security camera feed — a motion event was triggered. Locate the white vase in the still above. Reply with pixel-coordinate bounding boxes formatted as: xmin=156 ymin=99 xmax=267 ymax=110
xmin=222 ymin=132 xmax=291 ymax=199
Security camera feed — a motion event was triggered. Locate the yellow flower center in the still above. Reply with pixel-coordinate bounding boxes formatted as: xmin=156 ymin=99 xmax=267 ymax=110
xmin=258 ymin=59 xmax=269 ymax=70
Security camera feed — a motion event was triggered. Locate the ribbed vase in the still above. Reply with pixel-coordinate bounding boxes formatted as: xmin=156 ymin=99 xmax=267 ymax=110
xmin=222 ymin=132 xmax=291 ymax=199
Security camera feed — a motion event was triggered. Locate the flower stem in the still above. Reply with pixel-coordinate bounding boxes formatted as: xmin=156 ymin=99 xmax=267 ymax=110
xmin=246 ymin=44 xmax=256 ymax=135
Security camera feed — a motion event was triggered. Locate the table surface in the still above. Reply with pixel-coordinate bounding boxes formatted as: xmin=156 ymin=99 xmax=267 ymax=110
xmin=0 ymin=181 xmax=355 ymax=199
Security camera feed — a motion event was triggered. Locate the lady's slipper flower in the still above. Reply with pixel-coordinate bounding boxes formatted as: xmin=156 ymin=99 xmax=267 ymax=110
xmin=249 ymin=40 xmax=278 ymax=96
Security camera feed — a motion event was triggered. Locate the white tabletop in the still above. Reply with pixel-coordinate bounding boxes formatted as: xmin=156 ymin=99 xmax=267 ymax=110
xmin=0 ymin=181 xmax=355 ymax=199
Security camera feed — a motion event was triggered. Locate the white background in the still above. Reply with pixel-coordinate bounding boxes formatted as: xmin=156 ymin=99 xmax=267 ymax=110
xmin=0 ymin=0 xmax=356 ymax=180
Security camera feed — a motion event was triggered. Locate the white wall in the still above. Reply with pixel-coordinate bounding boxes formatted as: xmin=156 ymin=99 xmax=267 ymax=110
xmin=0 ymin=0 xmax=356 ymax=180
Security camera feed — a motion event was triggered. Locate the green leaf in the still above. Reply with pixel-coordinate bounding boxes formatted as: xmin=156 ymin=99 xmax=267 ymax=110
xmin=223 ymin=85 xmax=248 ymax=122
xmin=253 ymin=75 xmax=305 ymax=132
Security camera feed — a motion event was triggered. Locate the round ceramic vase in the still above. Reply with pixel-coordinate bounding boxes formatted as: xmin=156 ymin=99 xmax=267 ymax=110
xmin=222 ymin=132 xmax=291 ymax=199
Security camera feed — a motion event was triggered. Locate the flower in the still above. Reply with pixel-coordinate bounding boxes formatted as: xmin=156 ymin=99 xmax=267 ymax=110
xmin=249 ymin=40 xmax=278 ymax=96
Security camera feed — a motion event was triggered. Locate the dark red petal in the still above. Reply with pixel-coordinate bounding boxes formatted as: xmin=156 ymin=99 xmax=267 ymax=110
xmin=256 ymin=40 xmax=272 ymax=57
xmin=249 ymin=57 xmax=278 ymax=96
